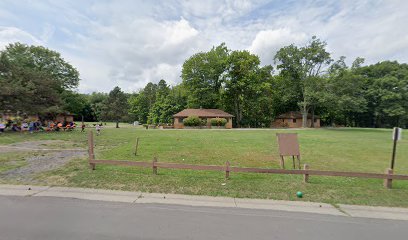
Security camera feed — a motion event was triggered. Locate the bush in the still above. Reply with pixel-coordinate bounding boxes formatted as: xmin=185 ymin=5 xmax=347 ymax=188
xmin=210 ymin=118 xmax=227 ymax=126
xmin=183 ymin=116 xmax=204 ymax=126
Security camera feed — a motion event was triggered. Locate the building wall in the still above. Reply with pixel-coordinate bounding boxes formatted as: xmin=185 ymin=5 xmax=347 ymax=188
xmin=313 ymin=118 xmax=321 ymax=128
xmin=174 ymin=117 xmax=184 ymax=129
xmin=173 ymin=117 xmax=233 ymax=129
xmin=225 ymin=117 xmax=232 ymax=129
xmin=55 ymin=115 xmax=74 ymax=123
xmin=272 ymin=118 xmax=320 ymax=128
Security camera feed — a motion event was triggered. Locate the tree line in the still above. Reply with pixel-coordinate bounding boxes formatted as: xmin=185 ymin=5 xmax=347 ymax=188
xmin=129 ymin=37 xmax=408 ymax=128
xmin=1 ymin=38 xmax=408 ymax=128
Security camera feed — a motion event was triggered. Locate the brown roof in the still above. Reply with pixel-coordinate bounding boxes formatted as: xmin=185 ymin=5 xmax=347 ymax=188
xmin=173 ymin=109 xmax=234 ymax=118
xmin=276 ymin=111 xmax=319 ymax=119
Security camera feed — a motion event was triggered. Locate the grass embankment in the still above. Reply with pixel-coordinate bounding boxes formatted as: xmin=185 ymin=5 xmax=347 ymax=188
xmin=1 ymin=126 xmax=408 ymax=207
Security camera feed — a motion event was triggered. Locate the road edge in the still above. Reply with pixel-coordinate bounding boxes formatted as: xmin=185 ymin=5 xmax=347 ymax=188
xmin=1 ymin=184 xmax=408 ymax=220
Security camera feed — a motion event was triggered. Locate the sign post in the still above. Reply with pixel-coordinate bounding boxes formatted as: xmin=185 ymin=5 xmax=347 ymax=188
xmin=390 ymin=127 xmax=402 ymax=170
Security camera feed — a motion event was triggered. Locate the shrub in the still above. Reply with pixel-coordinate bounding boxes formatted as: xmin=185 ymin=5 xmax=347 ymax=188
xmin=210 ymin=118 xmax=227 ymax=126
xmin=183 ymin=116 xmax=203 ymax=126
xmin=281 ymin=122 xmax=289 ymax=128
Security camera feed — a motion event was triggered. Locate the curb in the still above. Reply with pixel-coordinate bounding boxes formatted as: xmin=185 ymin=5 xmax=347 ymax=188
xmin=1 ymin=184 xmax=407 ymax=220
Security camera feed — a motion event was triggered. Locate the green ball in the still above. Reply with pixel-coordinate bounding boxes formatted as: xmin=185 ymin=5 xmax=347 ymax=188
xmin=296 ymin=191 xmax=303 ymax=198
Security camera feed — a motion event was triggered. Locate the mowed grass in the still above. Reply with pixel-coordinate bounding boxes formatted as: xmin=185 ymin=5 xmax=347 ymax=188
xmin=0 ymin=152 xmax=28 ymax=173
xmin=1 ymin=126 xmax=408 ymax=207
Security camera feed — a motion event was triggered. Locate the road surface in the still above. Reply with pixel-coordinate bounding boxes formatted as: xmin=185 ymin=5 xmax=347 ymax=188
xmin=1 ymin=195 xmax=407 ymax=240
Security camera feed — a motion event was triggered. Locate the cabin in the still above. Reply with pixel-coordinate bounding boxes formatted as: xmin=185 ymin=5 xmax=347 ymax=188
xmin=271 ymin=111 xmax=320 ymax=128
xmin=173 ymin=109 xmax=234 ymax=129
xmin=54 ymin=113 xmax=75 ymax=123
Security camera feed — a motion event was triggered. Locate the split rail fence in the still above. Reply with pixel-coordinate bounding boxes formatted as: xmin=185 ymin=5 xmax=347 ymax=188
xmin=87 ymin=132 xmax=408 ymax=189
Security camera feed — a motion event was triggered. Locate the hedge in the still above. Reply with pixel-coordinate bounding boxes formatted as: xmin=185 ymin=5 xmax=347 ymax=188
xmin=210 ymin=118 xmax=227 ymax=126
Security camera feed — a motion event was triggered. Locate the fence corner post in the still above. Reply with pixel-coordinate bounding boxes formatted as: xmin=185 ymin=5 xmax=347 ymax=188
xmin=303 ymin=164 xmax=309 ymax=183
xmin=88 ymin=130 xmax=95 ymax=170
xmin=384 ymin=168 xmax=393 ymax=189
xmin=225 ymin=161 xmax=230 ymax=180
xmin=153 ymin=156 xmax=158 ymax=175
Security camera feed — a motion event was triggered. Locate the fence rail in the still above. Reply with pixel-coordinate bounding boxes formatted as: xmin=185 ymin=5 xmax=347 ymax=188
xmin=89 ymin=159 xmax=408 ymax=180
xmin=87 ymin=131 xmax=408 ymax=189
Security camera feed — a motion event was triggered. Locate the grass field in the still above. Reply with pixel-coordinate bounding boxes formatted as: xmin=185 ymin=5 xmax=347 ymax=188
xmin=1 ymin=126 xmax=408 ymax=207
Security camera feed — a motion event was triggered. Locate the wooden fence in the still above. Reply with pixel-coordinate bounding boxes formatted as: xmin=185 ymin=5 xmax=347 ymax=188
xmin=87 ymin=131 xmax=408 ymax=189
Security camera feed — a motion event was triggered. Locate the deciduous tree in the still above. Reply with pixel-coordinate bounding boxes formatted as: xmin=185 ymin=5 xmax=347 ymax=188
xmin=0 ymin=42 xmax=80 ymax=115
xmin=182 ymin=43 xmax=229 ymax=108
xmin=101 ymin=86 xmax=129 ymax=128
xmin=274 ymin=36 xmax=332 ymax=127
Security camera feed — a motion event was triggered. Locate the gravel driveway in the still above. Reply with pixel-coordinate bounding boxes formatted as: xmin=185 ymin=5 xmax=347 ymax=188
xmin=0 ymin=141 xmax=87 ymax=182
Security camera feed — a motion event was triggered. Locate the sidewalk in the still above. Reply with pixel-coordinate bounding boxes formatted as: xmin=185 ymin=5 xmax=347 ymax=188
xmin=1 ymin=184 xmax=408 ymax=221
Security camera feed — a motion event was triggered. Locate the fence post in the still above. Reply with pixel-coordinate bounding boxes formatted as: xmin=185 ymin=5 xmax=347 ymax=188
xmin=303 ymin=164 xmax=309 ymax=183
xmin=384 ymin=168 xmax=393 ymax=189
xmin=153 ymin=157 xmax=158 ymax=175
xmin=88 ymin=131 xmax=96 ymax=170
xmin=134 ymin=137 xmax=139 ymax=156
xmin=280 ymin=155 xmax=285 ymax=169
xmin=225 ymin=161 xmax=230 ymax=180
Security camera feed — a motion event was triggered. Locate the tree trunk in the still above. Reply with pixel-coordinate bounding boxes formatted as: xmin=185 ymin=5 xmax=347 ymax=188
xmin=116 ymin=120 xmax=119 ymax=128
xmin=301 ymin=104 xmax=308 ymax=128
xmin=311 ymin=107 xmax=315 ymax=128
xmin=372 ymin=114 xmax=376 ymax=128
xmin=81 ymin=115 xmax=84 ymax=125
xmin=235 ymin=97 xmax=241 ymax=128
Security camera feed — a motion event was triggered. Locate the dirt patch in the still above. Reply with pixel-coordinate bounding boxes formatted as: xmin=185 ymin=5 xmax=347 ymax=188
xmin=0 ymin=140 xmax=83 ymax=152
xmin=0 ymin=141 xmax=87 ymax=182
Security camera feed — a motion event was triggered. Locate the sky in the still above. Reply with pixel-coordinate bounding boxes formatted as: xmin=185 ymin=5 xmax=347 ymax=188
xmin=1 ymin=0 xmax=407 ymax=93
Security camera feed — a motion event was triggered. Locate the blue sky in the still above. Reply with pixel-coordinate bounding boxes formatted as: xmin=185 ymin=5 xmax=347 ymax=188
xmin=1 ymin=0 xmax=407 ymax=93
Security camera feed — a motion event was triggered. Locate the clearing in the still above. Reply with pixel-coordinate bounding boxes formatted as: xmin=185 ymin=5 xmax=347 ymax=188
xmin=0 ymin=127 xmax=407 ymax=207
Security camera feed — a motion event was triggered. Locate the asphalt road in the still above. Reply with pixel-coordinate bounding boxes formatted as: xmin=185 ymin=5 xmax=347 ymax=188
xmin=1 ymin=195 xmax=407 ymax=240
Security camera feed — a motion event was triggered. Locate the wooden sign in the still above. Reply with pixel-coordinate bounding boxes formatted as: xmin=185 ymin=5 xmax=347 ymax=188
xmin=276 ymin=133 xmax=300 ymax=156
xmin=276 ymin=133 xmax=301 ymax=169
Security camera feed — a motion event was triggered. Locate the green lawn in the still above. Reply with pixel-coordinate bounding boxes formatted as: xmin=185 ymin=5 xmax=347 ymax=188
xmin=1 ymin=126 xmax=408 ymax=207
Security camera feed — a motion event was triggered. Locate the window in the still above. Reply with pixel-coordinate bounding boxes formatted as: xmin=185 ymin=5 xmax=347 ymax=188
xmin=314 ymin=119 xmax=317 ymax=122
xmin=293 ymin=119 xmax=297 ymax=123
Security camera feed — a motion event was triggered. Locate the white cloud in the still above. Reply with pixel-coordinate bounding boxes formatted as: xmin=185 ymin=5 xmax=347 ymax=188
xmin=71 ymin=16 xmax=200 ymax=92
xmin=0 ymin=26 xmax=42 ymax=49
xmin=248 ymin=28 xmax=307 ymax=65
xmin=162 ymin=18 xmax=198 ymax=46
xmin=39 ymin=23 xmax=55 ymax=43
xmin=321 ymin=0 xmax=408 ymax=64
xmin=1 ymin=0 xmax=408 ymax=93
xmin=179 ymin=0 xmax=257 ymax=21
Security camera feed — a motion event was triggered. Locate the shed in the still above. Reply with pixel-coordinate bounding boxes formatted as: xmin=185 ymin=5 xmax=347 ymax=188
xmin=271 ymin=111 xmax=320 ymax=128
xmin=55 ymin=113 xmax=75 ymax=123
